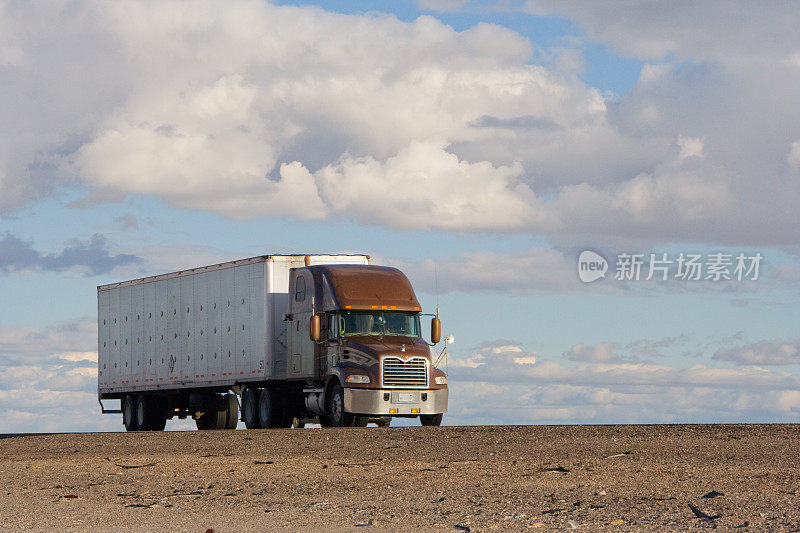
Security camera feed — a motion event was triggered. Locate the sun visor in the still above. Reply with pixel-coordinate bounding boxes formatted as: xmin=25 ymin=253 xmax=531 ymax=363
xmin=318 ymin=265 xmax=420 ymax=312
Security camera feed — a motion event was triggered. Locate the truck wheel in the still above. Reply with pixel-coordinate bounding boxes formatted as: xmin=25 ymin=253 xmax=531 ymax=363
xmin=196 ymin=409 xmax=226 ymax=430
xmin=327 ymin=384 xmax=355 ymax=427
xmin=275 ymin=389 xmax=294 ymax=428
xmin=224 ymin=393 xmax=239 ymax=429
xmin=136 ymin=395 xmax=154 ymax=431
xmin=150 ymin=397 xmax=167 ymax=431
xmin=258 ymin=387 xmax=279 ymax=428
xmin=353 ymin=416 xmax=368 ymax=427
xmin=420 ymin=414 xmax=443 ymax=426
xmin=318 ymin=414 xmax=332 ymax=427
xmin=242 ymin=389 xmax=261 ymax=429
xmin=123 ymin=395 xmax=138 ymax=431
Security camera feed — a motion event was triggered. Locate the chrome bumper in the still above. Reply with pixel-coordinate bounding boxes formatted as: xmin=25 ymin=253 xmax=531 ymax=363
xmin=344 ymin=388 xmax=448 ymax=416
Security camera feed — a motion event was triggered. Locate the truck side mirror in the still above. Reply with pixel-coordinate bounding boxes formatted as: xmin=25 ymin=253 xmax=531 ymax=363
xmin=310 ymin=314 xmax=321 ymax=342
xmin=431 ymin=317 xmax=441 ymax=344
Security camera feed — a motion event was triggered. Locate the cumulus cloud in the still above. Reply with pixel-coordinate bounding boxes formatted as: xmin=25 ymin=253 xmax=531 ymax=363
xmin=563 ymin=342 xmax=622 ymax=363
xmin=0 ymin=318 xmax=96 ymax=362
xmin=789 ymin=140 xmax=800 ymax=168
xmin=448 ymin=341 xmax=537 ymax=369
xmin=563 ymin=337 xmax=687 ymax=364
xmin=523 ymin=1 xmax=800 ymax=62
xmin=713 ymin=339 xmax=800 ymax=366
xmin=0 ymin=233 xmax=141 ymax=275
xmin=384 ymin=246 xmax=579 ymax=294
xmin=0 ymin=317 xmax=106 ymax=432
xmin=677 ymin=136 xmax=704 ymax=159
xmin=315 ymin=140 xmax=537 ymax=230
xmin=444 ymin=339 xmax=800 ymax=424
xmin=1 ymin=1 xmax=799 ymax=245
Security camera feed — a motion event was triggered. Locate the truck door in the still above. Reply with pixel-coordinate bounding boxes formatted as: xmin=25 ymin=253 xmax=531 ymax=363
xmin=287 ymin=270 xmax=314 ymax=377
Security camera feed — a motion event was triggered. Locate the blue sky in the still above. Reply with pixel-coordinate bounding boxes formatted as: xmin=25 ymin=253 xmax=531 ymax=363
xmin=0 ymin=0 xmax=798 ymax=432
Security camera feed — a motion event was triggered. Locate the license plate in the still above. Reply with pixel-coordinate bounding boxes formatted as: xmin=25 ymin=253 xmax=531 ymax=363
xmin=397 ymin=392 xmax=415 ymax=403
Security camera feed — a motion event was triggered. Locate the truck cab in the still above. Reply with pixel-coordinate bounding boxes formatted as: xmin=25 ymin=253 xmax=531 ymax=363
xmin=287 ymin=265 xmax=448 ymax=426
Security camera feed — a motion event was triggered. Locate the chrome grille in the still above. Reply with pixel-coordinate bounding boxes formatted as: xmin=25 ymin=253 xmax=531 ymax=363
xmin=381 ymin=356 xmax=428 ymax=388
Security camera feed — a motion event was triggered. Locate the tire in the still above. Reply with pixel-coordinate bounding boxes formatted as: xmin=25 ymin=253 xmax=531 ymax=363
xmin=318 ymin=414 xmax=332 ymax=427
xmin=196 ymin=409 xmax=226 ymax=430
xmin=123 ymin=395 xmax=138 ymax=432
xmin=258 ymin=387 xmax=278 ymax=428
xmin=224 ymin=393 xmax=239 ymax=429
xmin=327 ymin=384 xmax=355 ymax=427
xmin=275 ymin=388 xmax=295 ymax=428
xmin=136 ymin=395 xmax=154 ymax=431
xmin=150 ymin=397 xmax=167 ymax=431
xmin=420 ymin=413 xmax=443 ymax=426
xmin=353 ymin=416 xmax=368 ymax=427
xmin=242 ymin=389 xmax=261 ymax=429
xmin=376 ymin=418 xmax=391 ymax=428
xmin=196 ymin=393 xmax=229 ymax=430
xmin=195 ymin=415 xmax=211 ymax=430
xmin=258 ymin=387 xmax=293 ymax=428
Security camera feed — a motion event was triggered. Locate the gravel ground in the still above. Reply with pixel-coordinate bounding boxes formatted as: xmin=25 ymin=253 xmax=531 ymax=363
xmin=0 ymin=424 xmax=798 ymax=532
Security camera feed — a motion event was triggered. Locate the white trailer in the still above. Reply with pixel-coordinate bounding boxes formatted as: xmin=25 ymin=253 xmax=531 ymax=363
xmin=98 ymin=254 xmax=369 ymax=396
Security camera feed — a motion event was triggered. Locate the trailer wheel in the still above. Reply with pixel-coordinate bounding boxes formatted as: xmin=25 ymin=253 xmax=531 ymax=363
xmin=258 ymin=387 xmax=278 ymax=428
xmin=136 ymin=395 xmax=154 ymax=431
xmin=242 ymin=389 xmax=261 ymax=429
xmin=420 ymin=413 xmax=443 ymax=426
xmin=150 ymin=397 xmax=167 ymax=431
xmin=224 ymin=393 xmax=239 ymax=429
xmin=318 ymin=414 xmax=332 ymax=427
xmin=123 ymin=395 xmax=138 ymax=431
xmin=196 ymin=408 xmax=226 ymax=430
xmin=275 ymin=389 xmax=294 ymax=428
xmin=327 ymin=384 xmax=355 ymax=427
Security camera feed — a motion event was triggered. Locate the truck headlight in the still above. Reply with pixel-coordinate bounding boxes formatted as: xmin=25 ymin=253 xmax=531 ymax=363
xmin=345 ymin=374 xmax=370 ymax=384
xmin=434 ymin=376 xmax=447 ymax=385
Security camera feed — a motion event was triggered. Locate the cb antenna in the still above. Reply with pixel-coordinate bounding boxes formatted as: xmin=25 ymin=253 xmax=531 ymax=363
xmin=434 ymin=262 xmax=439 ymax=318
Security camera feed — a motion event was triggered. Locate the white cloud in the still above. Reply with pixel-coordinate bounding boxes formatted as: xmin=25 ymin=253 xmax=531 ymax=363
xmin=523 ymin=1 xmax=800 ymax=63
xmin=0 ymin=318 xmax=96 ymax=360
xmin=448 ymin=341 xmax=537 ymax=370
xmin=390 ymin=246 xmax=581 ymax=294
xmin=444 ymin=339 xmax=800 ymax=424
xmin=0 ymin=1 xmax=798 ymax=246
xmin=713 ymin=339 xmax=800 ymax=366
xmin=55 ymin=351 xmax=98 ymax=363
xmin=315 ymin=140 xmax=537 ymax=230
xmin=677 ymin=136 xmax=704 ymax=159
xmin=788 ymin=140 xmax=800 ymax=168
xmin=563 ymin=342 xmax=621 ymax=363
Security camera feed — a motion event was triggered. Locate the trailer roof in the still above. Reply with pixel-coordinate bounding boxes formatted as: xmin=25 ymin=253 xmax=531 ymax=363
xmin=97 ymin=254 xmax=370 ymax=291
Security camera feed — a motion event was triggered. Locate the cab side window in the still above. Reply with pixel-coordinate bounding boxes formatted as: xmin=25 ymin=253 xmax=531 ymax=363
xmin=294 ymin=276 xmax=306 ymax=302
xmin=327 ymin=313 xmax=338 ymax=341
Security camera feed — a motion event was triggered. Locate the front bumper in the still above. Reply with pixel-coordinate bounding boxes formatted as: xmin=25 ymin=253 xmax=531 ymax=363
xmin=344 ymin=388 xmax=448 ymax=416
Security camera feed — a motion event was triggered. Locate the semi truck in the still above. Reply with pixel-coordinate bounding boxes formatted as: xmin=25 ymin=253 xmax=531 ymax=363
xmin=97 ymin=254 xmax=449 ymax=431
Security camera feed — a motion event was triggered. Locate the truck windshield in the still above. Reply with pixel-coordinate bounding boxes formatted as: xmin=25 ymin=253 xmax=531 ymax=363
xmin=339 ymin=311 xmax=420 ymax=338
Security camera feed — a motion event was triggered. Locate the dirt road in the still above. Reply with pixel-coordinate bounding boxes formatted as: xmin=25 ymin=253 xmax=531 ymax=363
xmin=0 ymin=424 xmax=798 ymax=531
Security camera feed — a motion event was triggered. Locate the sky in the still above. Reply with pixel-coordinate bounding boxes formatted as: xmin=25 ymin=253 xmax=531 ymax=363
xmin=0 ymin=0 xmax=798 ymax=432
